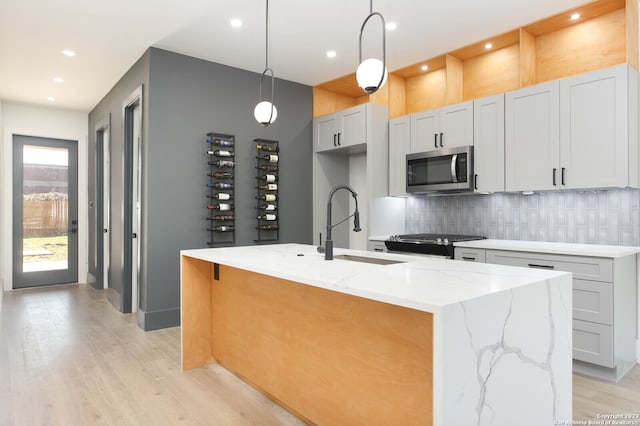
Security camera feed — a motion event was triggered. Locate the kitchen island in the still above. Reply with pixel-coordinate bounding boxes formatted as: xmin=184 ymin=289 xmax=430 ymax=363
xmin=181 ymin=243 xmax=572 ymax=426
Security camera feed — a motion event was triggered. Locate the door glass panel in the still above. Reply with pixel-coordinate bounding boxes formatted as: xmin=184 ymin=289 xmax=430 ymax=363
xmin=21 ymin=145 xmax=69 ymax=272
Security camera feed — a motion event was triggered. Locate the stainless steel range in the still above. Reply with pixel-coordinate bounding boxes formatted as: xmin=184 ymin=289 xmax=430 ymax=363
xmin=385 ymin=233 xmax=486 ymax=258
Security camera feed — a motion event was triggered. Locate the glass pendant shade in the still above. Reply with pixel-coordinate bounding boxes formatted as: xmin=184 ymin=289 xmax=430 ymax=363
xmin=254 ymin=100 xmax=278 ymax=125
xmin=356 ymin=58 xmax=388 ymax=94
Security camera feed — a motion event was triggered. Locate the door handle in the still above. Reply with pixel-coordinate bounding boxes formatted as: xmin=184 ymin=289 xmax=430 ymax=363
xmin=440 ymin=132 xmax=444 ymax=147
xmin=474 ymin=174 xmax=478 ymax=190
xmin=450 ymin=154 xmax=458 ymax=183
xmin=434 ymin=134 xmax=438 ymax=148
xmin=333 ymin=134 xmax=337 ymax=146
xmin=561 ymin=167 xmax=566 ymax=185
xmin=132 ymin=233 xmax=137 ymax=239
xmin=528 ymin=263 xmax=555 ymax=269
xmin=104 ymin=229 xmax=108 ymax=233
xmin=552 ymin=168 xmax=557 ymax=186
xmin=337 ymin=133 xmax=341 ymax=146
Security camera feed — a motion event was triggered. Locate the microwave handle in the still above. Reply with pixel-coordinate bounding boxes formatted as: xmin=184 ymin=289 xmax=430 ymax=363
xmin=451 ymin=154 xmax=458 ymax=183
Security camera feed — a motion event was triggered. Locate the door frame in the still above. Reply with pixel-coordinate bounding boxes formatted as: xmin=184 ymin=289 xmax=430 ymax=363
xmin=2 ymin=119 xmax=88 ymax=292
xmin=95 ymin=114 xmax=111 ymax=290
xmin=122 ymin=86 xmax=143 ymax=314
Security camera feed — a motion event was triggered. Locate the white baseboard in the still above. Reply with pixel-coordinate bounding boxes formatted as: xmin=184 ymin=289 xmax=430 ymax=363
xmin=637 ymin=339 xmax=640 ymax=363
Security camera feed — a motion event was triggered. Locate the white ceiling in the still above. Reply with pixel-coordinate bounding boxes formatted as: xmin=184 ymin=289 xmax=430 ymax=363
xmin=0 ymin=0 xmax=590 ymax=112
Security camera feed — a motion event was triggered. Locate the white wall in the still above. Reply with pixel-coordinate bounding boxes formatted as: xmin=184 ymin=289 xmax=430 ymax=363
xmin=0 ymin=101 xmax=88 ymax=291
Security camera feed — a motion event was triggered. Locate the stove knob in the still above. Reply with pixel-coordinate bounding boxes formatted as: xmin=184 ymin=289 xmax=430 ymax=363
xmin=444 ymin=238 xmax=449 ymax=245
xmin=436 ymin=237 xmax=442 ymax=245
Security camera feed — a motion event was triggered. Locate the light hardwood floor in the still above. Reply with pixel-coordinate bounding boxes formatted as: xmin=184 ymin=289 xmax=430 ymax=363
xmin=0 ymin=283 xmax=638 ymax=425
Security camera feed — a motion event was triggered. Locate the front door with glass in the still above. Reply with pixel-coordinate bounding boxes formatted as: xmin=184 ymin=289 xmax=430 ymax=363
xmin=12 ymin=135 xmax=79 ymax=288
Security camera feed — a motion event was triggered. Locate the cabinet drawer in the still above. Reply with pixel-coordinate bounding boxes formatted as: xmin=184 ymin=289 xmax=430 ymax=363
xmin=573 ymin=319 xmax=614 ymax=367
xmin=573 ymin=279 xmax=613 ymax=325
xmin=485 ymin=250 xmax=612 ymax=282
xmin=454 ymin=248 xmax=486 ymax=263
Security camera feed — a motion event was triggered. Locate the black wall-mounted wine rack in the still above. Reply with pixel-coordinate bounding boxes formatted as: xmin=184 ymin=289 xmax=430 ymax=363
xmin=254 ymin=139 xmax=279 ymax=242
xmin=206 ymin=132 xmax=235 ymax=245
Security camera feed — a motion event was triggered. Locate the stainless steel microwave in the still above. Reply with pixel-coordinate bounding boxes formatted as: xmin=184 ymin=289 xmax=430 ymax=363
xmin=406 ymin=146 xmax=474 ymax=193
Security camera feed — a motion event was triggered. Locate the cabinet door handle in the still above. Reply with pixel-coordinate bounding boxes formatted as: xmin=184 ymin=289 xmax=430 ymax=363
xmin=434 ymin=134 xmax=438 ymax=148
xmin=474 ymin=174 xmax=478 ymax=190
xmin=552 ymin=168 xmax=557 ymax=186
xmin=561 ymin=167 xmax=566 ymax=185
xmin=337 ymin=133 xmax=341 ymax=146
xmin=462 ymin=256 xmax=476 ymax=261
xmin=333 ymin=134 xmax=337 ymax=146
xmin=528 ymin=263 xmax=555 ymax=269
xmin=440 ymin=133 xmax=444 ymax=147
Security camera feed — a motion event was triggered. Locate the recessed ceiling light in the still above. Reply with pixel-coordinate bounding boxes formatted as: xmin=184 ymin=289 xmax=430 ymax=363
xmin=421 ymin=65 xmax=429 ymax=71
xmin=230 ymin=18 xmax=243 ymax=28
xmin=484 ymin=42 xmax=493 ymax=50
xmin=570 ymin=13 xmax=581 ymax=21
xmin=62 ymin=49 xmax=76 ymax=57
xmin=326 ymin=50 xmax=337 ymax=58
xmin=53 ymin=77 xmax=64 ymax=83
xmin=386 ymin=22 xmax=397 ymax=31
xmin=47 ymin=96 xmax=55 ymax=102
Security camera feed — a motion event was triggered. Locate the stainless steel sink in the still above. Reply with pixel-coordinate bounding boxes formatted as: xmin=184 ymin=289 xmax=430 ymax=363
xmin=333 ymin=254 xmax=405 ymax=265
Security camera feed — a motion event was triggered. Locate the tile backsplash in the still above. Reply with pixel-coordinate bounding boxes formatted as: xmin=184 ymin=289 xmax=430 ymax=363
xmin=405 ymin=189 xmax=640 ymax=246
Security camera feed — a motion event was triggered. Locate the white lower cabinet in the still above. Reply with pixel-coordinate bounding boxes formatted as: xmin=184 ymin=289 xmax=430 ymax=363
xmin=456 ymin=246 xmax=637 ymax=382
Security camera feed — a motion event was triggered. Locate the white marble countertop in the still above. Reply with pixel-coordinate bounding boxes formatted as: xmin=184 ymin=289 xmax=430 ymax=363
xmin=368 ymin=235 xmax=390 ymax=241
xmin=181 ymin=243 xmax=568 ymax=315
xmin=454 ymin=239 xmax=640 ymax=258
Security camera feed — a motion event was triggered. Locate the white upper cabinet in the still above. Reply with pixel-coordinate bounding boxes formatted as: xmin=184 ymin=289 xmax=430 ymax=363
xmin=410 ymin=101 xmax=473 ymax=153
xmin=560 ymin=64 xmax=637 ymax=189
xmin=315 ymin=104 xmax=367 ymax=152
xmin=389 ymin=116 xmax=411 ymax=196
xmin=505 ymin=81 xmax=560 ymax=192
xmin=473 ymin=94 xmax=505 ymax=193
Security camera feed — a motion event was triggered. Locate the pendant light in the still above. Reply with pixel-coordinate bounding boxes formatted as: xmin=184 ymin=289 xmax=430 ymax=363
xmin=356 ymin=0 xmax=388 ymax=94
xmin=254 ymin=0 xmax=277 ymax=126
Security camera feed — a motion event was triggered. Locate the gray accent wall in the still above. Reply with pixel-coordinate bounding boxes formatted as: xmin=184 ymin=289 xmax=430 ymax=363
xmin=88 ymin=47 xmax=313 ymax=330
xmin=88 ymin=51 xmax=150 ymax=311
xmin=405 ymin=189 xmax=640 ymax=246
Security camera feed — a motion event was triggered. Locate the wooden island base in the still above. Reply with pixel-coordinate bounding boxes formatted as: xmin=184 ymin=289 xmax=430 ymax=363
xmin=181 ymin=256 xmax=433 ymax=425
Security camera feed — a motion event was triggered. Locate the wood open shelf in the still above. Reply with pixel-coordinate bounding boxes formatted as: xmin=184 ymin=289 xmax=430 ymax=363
xmin=313 ymin=0 xmax=637 ymax=119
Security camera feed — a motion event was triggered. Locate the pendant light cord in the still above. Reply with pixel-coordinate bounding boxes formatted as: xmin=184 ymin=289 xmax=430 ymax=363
xmin=265 ymin=0 xmax=269 ymax=69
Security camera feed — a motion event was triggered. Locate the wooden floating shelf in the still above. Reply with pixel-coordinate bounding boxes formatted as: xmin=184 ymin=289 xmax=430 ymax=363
xmin=313 ymin=0 xmax=637 ymax=119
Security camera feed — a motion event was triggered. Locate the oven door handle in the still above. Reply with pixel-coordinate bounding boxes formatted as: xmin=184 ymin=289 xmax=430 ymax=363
xmin=450 ymin=154 xmax=458 ymax=183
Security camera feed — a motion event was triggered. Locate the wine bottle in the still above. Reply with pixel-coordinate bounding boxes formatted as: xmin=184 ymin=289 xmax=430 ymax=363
xmin=258 ymin=204 xmax=277 ymax=211
xmin=256 ymin=224 xmax=279 ymax=231
xmin=258 ymin=154 xmax=278 ymax=163
xmin=207 ymin=137 xmax=234 ymax=147
xmin=257 ymin=174 xmax=277 ymax=183
xmin=257 ymin=214 xmax=277 ymax=221
xmin=256 ymin=194 xmax=277 ymax=202
xmin=208 ymin=160 xmax=235 ymax=168
xmin=209 ymin=193 xmax=232 ymax=200
xmin=207 ymin=215 xmax=234 ymax=221
xmin=207 ymin=182 xmax=233 ymax=189
xmin=207 ymin=171 xmax=233 ymax=179
xmin=207 ymin=150 xmax=234 ymax=157
xmin=207 ymin=203 xmax=233 ymax=211
xmin=208 ymin=225 xmax=234 ymax=232
xmin=256 ymin=183 xmax=277 ymax=191
xmin=256 ymin=144 xmax=279 ymax=152
xmin=255 ymin=164 xmax=278 ymax=172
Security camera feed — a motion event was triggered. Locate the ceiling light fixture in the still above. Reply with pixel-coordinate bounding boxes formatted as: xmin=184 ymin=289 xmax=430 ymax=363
xmin=47 ymin=96 xmax=55 ymax=102
xmin=254 ymin=0 xmax=277 ymax=126
xmin=386 ymin=22 xmax=397 ymax=31
xmin=230 ymin=18 xmax=243 ymax=28
xmin=53 ymin=77 xmax=64 ymax=83
xmin=484 ymin=42 xmax=493 ymax=50
xmin=62 ymin=49 xmax=76 ymax=57
xmin=570 ymin=13 xmax=581 ymax=21
xmin=326 ymin=50 xmax=337 ymax=58
xmin=356 ymin=0 xmax=388 ymax=95
xmin=421 ymin=65 xmax=429 ymax=71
